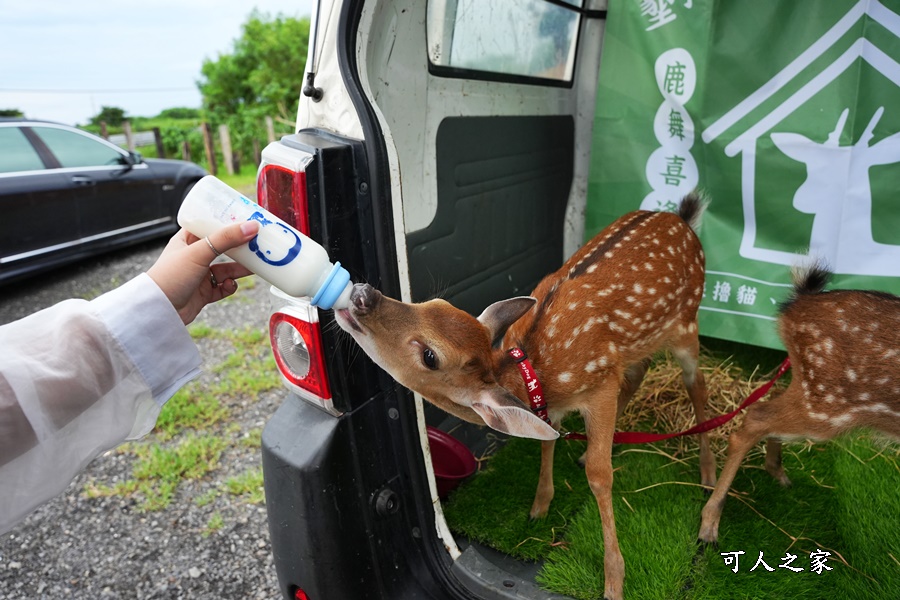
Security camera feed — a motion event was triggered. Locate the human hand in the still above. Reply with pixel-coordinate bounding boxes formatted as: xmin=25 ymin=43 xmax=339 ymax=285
xmin=147 ymin=221 xmax=261 ymax=325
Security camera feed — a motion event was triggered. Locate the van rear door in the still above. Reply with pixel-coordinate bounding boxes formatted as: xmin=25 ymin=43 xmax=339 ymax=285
xmin=365 ymin=0 xmax=606 ymax=314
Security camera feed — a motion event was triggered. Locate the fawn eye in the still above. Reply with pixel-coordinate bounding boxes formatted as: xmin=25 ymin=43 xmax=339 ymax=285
xmin=422 ymin=347 xmax=438 ymax=370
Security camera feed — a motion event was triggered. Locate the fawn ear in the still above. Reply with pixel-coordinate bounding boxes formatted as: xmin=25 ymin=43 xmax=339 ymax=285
xmin=471 ymin=387 xmax=558 ymax=441
xmin=477 ymin=297 xmax=537 ymax=348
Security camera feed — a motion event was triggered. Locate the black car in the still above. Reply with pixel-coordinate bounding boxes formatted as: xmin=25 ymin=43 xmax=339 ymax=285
xmin=0 ymin=118 xmax=206 ymax=284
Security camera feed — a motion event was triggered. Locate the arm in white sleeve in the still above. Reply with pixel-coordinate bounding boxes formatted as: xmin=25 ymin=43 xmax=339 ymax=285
xmin=0 ymin=273 xmax=201 ymax=534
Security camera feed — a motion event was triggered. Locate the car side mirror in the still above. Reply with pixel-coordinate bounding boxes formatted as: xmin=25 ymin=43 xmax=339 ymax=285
xmin=126 ymin=151 xmax=144 ymax=165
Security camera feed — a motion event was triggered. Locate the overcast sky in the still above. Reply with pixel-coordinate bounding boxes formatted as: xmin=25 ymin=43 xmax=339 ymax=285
xmin=0 ymin=0 xmax=314 ymax=125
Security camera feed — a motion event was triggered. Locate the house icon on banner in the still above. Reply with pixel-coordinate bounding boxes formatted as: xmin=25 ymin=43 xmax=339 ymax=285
xmin=702 ymin=0 xmax=900 ymax=277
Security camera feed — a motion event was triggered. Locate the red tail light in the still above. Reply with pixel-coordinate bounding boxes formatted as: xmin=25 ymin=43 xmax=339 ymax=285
xmin=259 ymin=143 xmax=339 ymax=416
xmin=269 ymin=300 xmax=339 ymax=415
xmin=257 ymin=143 xmax=314 ymax=234
xmin=257 ymin=163 xmax=310 ymax=234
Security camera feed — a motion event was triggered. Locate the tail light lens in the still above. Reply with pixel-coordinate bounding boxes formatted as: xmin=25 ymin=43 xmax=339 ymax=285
xmin=257 ymin=164 xmax=310 ymax=234
xmin=259 ymin=142 xmax=339 ymax=415
xmin=257 ymin=142 xmax=315 ymax=234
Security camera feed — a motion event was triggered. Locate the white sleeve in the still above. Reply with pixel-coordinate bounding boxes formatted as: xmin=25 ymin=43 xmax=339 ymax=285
xmin=0 ymin=273 xmax=201 ymax=534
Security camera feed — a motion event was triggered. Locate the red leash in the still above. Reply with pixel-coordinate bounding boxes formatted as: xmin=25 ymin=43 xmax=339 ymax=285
xmin=509 ymin=348 xmax=792 ymax=443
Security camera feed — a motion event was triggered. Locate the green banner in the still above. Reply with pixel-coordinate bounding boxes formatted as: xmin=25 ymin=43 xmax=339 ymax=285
xmin=588 ymin=0 xmax=900 ymax=349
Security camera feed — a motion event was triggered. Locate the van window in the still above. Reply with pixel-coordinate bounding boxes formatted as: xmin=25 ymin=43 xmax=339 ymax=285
xmin=427 ymin=0 xmax=581 ymax=83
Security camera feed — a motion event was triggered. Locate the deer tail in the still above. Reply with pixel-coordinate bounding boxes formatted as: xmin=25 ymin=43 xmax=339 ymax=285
xmin=780 ymin=261 xmax=832 ymax=313
xmin=676 ymin=189 xmax=708 ymax=234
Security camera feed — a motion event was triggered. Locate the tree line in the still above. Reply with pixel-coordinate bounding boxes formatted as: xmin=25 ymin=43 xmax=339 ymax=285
xmin=2 ymin=10 xmax=310 ymax=174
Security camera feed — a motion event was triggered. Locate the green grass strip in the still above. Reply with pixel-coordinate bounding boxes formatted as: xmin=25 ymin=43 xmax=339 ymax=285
xmin=443 ymin=434 xmax=899 ymax=599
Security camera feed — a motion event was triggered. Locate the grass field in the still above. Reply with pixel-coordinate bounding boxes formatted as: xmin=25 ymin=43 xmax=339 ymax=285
xmin=83 ymin=320 xmax=278 ymax=520
xmin=442 ymin=343 xmax=900 ymax=600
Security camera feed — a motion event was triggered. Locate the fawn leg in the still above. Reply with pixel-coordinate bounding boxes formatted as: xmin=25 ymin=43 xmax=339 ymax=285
xmin=583 ymin=379 xmax=626 ymax=600
xmin=530 ymin=439 xmax=556 ymax=518
xmin=672 ymin=333 xmax=716 ymax=488
xmin=765 ymin=439 xmax=791 ymax=486
xmin=616 ymin=359 xmax=651 ymax=420
xmin=579 ymin=360 xmax=650 ymax=467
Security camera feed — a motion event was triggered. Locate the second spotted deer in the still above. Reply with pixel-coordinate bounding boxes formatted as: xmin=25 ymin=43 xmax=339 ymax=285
xmin=698 ymin=265 xmax=900 ymax=544
xmin=336 ymin=195 xmax=714 ymax=600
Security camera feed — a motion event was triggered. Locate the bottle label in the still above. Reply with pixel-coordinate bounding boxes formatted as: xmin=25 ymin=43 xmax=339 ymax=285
xmin=246 ymin=210 xmax=303 ymax=266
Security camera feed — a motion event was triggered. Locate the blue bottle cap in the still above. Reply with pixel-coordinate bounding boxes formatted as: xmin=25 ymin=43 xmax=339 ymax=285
xmin=311 ymin=262 xmax=351 ymax=309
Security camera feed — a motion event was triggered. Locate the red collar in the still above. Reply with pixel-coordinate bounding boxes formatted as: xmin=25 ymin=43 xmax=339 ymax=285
xmin=508 ymin=348 xmax=551 ymax=425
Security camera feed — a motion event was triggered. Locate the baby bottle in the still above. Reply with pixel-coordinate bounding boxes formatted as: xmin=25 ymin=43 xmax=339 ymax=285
xmin=177 ymin=175 xmax=352 ymax=310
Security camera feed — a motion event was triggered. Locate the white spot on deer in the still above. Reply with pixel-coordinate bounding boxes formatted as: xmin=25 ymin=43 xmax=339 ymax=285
xmin=816 ymin=383 xmax=826 ymax=392
xmin=644 ymin=263 xmax=654 ymax=271
xmin=609 ymin=322 xmax=624 ymax=333
xmin=884 ymin=349 xmax=898 ymax=359
xmin=830 ymin=413 xmax=852 ymax=427
xmin=614 ymin=309 xmax=632 ymax=319
xmin=858 ymin=392 xmax=871 ymax=401
xmin=605 ymin=251 xmax=614 ymax=258
xmin=608 ymin=341 xmax=618 ymax=354
xmin=846 ymin=369 xmax=857 ymax=382
xmin=587 ymin=265 xmax=597 ymax=274
xmin=825 ymin=394 xmax=836 ymax=404
xmin=568 ymin=302 xmax=578 ymax=311
xmin=809 ymin=411 xmax=830 ymax=421
xmin=633 ymin=283 xmax=643 ymax=294
xmin=559 ymin=372 xmax=573 ymax=383
xmin=876 ymin=376 xmax=890 ymax=385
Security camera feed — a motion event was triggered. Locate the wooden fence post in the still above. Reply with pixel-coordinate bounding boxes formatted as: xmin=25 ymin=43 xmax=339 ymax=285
xmin=265 ymin=116 xmax=276 ymax=144
xmin=218 ymin=124 xmax=235 ymax=176
xmin=123 ymin=121 xmax=135 ymax=152
xmin=100 ymin=121 xmax=109 ymax=139
xmin=152 ymin=127 xmax=166 ymax=159
xmin=182 ymin=140 xmax=191 ymax=162
xmin=253 ymin=139 xmax=261 ymax=166
xmin=201 ymin=122 xmax=217 ymax=176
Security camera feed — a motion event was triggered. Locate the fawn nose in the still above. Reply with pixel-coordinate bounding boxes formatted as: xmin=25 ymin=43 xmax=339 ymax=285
xmin=350 ymin=283 xmax=382 ymax=315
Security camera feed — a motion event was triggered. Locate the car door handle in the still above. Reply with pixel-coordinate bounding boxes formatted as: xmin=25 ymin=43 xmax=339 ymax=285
xmin=71 ymin=175 xmax=95 ymax=186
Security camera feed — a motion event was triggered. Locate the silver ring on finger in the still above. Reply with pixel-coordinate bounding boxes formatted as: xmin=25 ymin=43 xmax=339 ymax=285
xmin=209 ymin=270 xmax=219 ymax=288
xmin=205 ymin=236 xmax=222 ymax=257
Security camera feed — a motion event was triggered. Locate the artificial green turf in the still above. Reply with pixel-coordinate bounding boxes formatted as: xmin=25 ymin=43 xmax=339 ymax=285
xmin=443 ymin=433 xmax=899 ymax=599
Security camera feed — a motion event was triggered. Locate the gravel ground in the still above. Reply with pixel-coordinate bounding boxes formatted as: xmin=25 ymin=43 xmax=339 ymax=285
xmin=0 ymin=238 xmax=287 ymax=599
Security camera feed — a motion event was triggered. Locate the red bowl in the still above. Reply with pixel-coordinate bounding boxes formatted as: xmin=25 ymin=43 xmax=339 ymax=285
xmin=426 ymin=426 xmax=477 ymax=499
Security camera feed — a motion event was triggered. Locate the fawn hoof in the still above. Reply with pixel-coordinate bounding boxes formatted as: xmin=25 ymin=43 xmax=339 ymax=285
xmin=773 ymin=473 xmax=792 ymax=487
